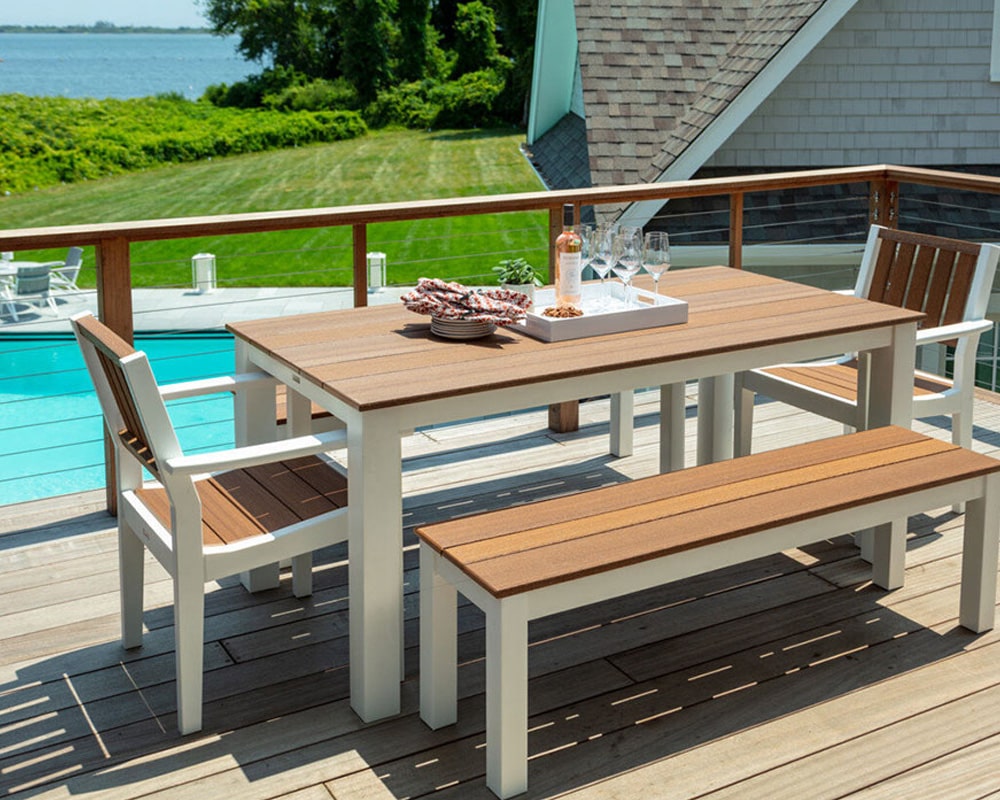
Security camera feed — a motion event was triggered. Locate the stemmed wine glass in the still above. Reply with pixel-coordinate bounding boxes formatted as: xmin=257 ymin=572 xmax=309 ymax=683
xmin=611 ymin=226 xmax=642 ymax=306
xmin=586 ymin=225 xmax=614 ymax=308
xmin=642 ymin=231 xmax=671 ymax=295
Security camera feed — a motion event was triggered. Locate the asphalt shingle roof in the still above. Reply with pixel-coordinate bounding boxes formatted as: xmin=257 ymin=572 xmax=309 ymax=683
xmin=532 ymin=1 xmax=829 ymax=193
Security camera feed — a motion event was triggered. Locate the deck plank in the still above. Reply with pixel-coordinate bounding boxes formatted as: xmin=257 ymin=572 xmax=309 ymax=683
xmin=1 ymin=386 xmax=999 ymax=799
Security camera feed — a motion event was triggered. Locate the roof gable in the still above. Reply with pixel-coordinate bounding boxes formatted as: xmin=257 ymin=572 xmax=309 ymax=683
xmin=529 ymin=1 xmax=857 ymax=221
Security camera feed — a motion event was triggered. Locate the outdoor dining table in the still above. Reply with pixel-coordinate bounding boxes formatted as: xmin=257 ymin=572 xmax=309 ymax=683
xmin=227 ymin=265 xmax=924 ymax=723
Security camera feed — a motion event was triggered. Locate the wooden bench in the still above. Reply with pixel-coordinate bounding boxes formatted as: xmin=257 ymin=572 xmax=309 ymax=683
xmin=415 ymin=426 xmax=1000 ymax=799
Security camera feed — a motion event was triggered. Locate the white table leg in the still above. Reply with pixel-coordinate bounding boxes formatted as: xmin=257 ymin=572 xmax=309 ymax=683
xmin=697 ymin=375 xmax=734 ymax=466
xmin=609 ymin=390 xmax=634 ymax=457
xmin=420 ymin=547 xmax=458 ymax=729
xmin=349 ymin=411 xmax=404 ymax=722
xmin=960 ymin=474 xmax=1000 ymax=633
xmin=486 ymin=595 xmax=529 ymax=800
xmin=862 ymin=323 xmax=918 ymax=570
xmin=660 ymin=382 xmax=686 ymax=473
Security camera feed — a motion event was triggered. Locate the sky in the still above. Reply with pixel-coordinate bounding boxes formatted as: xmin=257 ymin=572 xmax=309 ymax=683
xmin=1 ymin=0 xmax=207 ymax=28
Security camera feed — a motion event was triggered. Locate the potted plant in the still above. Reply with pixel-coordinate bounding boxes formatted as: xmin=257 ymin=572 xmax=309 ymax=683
xmin=492 ymin=257 xmax=542 ymax=304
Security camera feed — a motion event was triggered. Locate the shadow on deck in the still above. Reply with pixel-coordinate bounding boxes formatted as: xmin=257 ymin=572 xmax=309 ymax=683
xmin=2 ymin=389 xmax=1000 ymax=799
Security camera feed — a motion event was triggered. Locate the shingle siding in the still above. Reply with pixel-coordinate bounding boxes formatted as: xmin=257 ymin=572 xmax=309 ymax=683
xmin=707 ymin=0 xmax=1000 ymax=169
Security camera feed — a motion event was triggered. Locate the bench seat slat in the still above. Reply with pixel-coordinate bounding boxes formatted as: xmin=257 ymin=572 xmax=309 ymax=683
xmin=418 ymin=426 xmax=931 ymax=554
xmin=416 ymin=427 xmax=1000 ymax=599
xmin=446 ymin=438 xmax=949 ymax=567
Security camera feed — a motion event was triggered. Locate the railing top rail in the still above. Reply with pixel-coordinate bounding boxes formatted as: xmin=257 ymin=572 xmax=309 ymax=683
xmin=4 ymin=164 xmax=1000 ymax=251
xmin=0 ymin=164 xmax=886 ymax=250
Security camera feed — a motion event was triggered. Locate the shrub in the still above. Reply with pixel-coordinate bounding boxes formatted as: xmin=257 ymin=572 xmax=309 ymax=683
xmin=0 ymin=93 xmax=368 ymax=195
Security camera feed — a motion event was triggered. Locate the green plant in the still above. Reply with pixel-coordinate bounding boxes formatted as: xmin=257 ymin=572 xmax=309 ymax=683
xmin=492 ymin=257 xmax=541 ymax=286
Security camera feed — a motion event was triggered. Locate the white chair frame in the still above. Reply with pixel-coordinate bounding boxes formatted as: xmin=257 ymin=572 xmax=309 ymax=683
xmin=735 ymin=225 xmax=1000 ymax=455
xmin=72 ymin=312 xmax=349 ymax=734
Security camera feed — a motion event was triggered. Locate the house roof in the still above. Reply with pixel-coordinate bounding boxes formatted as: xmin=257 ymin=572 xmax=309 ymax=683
xmin=529 ymin=1 xmax=847 ymax=220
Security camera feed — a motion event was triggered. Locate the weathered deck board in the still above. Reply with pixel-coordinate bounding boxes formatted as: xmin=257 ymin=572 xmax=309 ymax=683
xmin=2 ymin=387 xmax=999 ymax=799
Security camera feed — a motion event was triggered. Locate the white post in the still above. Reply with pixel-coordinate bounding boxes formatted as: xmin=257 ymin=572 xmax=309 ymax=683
xmin=367 ymin=251 xmax=386 ymax=293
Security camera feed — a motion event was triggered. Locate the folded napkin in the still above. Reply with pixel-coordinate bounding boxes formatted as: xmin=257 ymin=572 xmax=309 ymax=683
xmin=401 ymin=278 xmax=531 ymax=326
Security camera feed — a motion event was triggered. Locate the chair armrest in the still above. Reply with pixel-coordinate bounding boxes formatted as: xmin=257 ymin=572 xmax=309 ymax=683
xmin=159 ymin=371 xmax=277 ymax=400
xmin=916 ymin=319 xmax=993 ymax=345
xmin=162 ymin=429 xmax=348 ymax=476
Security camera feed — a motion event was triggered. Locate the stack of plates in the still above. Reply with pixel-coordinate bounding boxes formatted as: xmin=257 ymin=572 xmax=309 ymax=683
xmin=430 ymin=316 xmax=496 ymax=340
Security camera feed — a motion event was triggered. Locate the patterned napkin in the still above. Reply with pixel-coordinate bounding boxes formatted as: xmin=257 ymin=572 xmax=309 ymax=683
xmin=401 ymin=278 xmax=531 ymax=326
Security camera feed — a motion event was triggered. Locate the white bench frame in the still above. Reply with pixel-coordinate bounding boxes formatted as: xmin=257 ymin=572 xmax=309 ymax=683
xmin=419 ymin=471 xmax=1000 ymax=799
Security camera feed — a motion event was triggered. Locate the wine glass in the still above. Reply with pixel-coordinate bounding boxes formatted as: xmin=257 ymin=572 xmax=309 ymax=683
xmin=611 ymin=226 xmax=642 ymax=306
xmin=642 ymin=231 xmax=671 ymax=295
xmin=586 ymin=225 xmax=614 ymax=308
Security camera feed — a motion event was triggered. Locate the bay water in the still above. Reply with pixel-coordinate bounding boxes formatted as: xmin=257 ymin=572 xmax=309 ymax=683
xmin=0 ymin=32 xmax=260 ymax=100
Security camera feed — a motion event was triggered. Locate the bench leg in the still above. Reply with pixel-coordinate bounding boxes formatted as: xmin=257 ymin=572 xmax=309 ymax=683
xmin=660 ymin=382 xmax=686 ymax=473
xmin=870 ymin=519 xmax=906 ymax=591
xmin=486 ymin=595 xmax=529 ymax=800
xmin=420 ymin=547 xmax=458 ymax=729
xmin=960 ymin=477 xmax=1000 ymax=633
xmin=610 ymin=391 xmax=634 ymax=457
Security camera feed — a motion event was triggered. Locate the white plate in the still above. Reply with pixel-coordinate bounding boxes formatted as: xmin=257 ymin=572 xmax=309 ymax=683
xmin=430 ymin=317 xmax=496 ymax=339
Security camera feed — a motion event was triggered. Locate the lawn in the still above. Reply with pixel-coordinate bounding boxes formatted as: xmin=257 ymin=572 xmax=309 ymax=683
xmin=1 ymin=128 xmax=549 ymax=288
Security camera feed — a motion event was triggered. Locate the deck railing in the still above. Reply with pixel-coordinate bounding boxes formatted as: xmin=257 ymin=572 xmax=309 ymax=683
xmin=6 ymin=164 xmax=1000 ymax=346
xmin=4 ymin=163 xmax=1000 ymax=512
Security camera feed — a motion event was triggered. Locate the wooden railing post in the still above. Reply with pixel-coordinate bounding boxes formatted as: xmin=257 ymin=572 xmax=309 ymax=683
xmin=95 ymin=236 xmax=133 ymax=514
xmin=729 ymin=192 xmax=744 ymax=269
xmin=353 ymin=223 xmax=369 ymax=308
xmin=869 ymin=179 xmax=899 ymax=228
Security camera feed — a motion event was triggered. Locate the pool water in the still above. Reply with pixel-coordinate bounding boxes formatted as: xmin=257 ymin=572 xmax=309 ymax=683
xmin=0 ymin=333 xmax=239 ymax=506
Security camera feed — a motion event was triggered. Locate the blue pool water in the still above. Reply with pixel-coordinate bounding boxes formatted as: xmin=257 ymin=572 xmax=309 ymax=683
xmin=0 ymin=332 xmax=238 ymax=506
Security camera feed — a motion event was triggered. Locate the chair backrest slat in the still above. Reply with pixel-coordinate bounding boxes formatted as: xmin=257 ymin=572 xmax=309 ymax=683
xmin=942 ymin=251 xmax=979 ymax=327
xmin=865 ymin=227 xmax=985 ymax=333
xmin=72 ymin=314 xmax=163 ymax=478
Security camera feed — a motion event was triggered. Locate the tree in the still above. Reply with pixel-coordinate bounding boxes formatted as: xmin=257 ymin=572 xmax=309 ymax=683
xmin=430 ymin=0 xmax=460 ymax=48
xmin=337 ymin=0 xmax=395 ymax=103
xmin=484 ymin=0 xmax=537 ymax=124
xmin=453 ymin=1 xmax=502 ymax=76
xmin=397 ymin=0 xmax=431 ymax=82
xmin=200 ymin=0 xmax=340 ymax=79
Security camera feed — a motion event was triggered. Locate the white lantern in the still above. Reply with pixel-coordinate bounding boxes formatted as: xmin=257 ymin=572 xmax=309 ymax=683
xmin=367 ymin=251 xmax=387 ymax=293
xmin=191 ymin=253 xmax=217 ymax=294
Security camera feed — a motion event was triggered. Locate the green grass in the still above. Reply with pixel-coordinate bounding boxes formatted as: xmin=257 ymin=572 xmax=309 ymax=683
xmin=1 ymin=128 xmax=549 ymax=288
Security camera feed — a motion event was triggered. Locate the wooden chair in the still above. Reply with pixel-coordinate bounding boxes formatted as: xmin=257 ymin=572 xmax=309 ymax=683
xmin=735 ymin=225 xmax=1000 ymax=455
xmin=71 ymin=311 xmax=349 ymax=735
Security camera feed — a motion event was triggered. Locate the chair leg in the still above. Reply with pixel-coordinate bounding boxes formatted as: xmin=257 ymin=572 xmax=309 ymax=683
xmin=119 ymin=523 xmax=145 ymax=650
xmin=174 ymin=571 xmax=206 ymax=735
xmin=291 ymin=553 xmax=313 ymax=597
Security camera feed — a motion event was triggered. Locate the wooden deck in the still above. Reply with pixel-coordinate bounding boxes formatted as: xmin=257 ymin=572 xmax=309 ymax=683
xmin=3 ymin=388 xmax=1000 ymax=799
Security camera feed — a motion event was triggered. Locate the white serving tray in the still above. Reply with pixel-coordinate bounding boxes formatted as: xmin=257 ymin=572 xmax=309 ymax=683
xmin=520 ymin=283 xmax=688 ymax=342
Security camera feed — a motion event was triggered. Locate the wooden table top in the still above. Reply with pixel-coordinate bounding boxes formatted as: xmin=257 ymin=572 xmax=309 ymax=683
xmin=227 ymin=266 xmax=925 ymax=412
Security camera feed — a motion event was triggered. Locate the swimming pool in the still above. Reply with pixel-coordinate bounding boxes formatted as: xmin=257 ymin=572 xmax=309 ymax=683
xmin=0 ymin=332 xmax=239 ymax=506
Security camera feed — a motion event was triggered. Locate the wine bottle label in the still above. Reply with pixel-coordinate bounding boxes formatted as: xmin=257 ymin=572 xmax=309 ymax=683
xmin=559 ymin=251 xmax=582 ymax=297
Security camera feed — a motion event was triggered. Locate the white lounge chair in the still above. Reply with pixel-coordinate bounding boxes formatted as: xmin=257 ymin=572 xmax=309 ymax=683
xmin=47 ymin=246 xmax=84 ymax=292
xmin=71 ymin=311 xmax=350 ymax=734
xmin=1 ymin=264 xmax=58 ymax=320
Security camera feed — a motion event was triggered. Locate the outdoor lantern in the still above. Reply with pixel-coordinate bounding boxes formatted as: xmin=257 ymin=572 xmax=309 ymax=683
xmin=367 ymin=251 xmax=387 ymax=292
xmin=191 ymin=252 xmax=217 ymax=294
